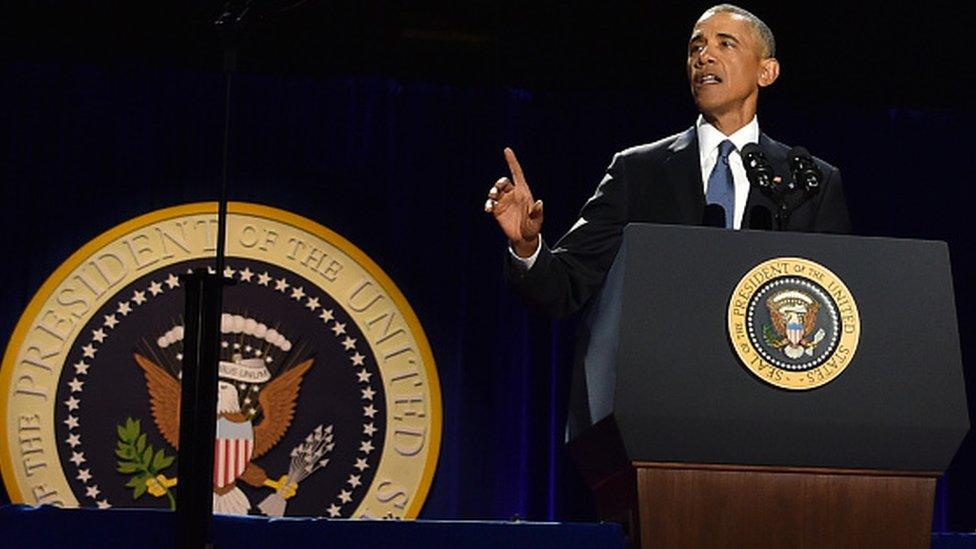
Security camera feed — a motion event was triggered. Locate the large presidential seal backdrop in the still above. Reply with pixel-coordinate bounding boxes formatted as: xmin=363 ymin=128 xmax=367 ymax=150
xmin=0 ymin=202 xmax=441 ymax=518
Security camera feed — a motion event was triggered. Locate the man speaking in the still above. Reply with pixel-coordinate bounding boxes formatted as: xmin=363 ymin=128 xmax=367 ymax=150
xmin=484 ymin=4 xmax=851 ymax=318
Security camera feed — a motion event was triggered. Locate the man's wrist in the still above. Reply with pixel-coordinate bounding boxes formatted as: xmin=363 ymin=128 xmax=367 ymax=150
xmin=511 ymin=236 xmax=540 ymax=258
xmin=508 ymin=237 xmax=542 ymax=271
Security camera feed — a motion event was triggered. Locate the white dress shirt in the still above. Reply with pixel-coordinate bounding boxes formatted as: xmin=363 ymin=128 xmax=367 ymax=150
xmin=696 ymin=114 xmax=759 ymax=230
xmin=510 ymin=116 xmax=761 ymax=269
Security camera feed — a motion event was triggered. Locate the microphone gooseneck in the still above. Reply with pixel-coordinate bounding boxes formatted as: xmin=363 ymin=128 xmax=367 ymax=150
xmin=748 ymin=205 xmax=773 ymax=231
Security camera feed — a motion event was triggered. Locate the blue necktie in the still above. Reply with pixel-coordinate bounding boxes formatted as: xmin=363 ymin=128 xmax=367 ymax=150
xmin=706 ymin=140 xmax=736 ymax=229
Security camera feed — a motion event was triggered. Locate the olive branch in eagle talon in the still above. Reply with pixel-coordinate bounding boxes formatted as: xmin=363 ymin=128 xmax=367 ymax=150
xmin=115 ymin=417 xmax=177 ymax=509
xmin=132 ymin=352 xmax=313 ymax=513
xmin=762 ymin=323 xmax=786 ymax=348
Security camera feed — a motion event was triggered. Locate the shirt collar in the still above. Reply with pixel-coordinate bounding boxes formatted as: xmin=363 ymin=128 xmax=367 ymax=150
xmin=696 ymin=115 xmax=760 ymax=161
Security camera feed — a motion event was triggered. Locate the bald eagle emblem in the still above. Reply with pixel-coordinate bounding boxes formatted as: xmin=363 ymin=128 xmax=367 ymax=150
xmin=133 ymin=313 xmax=332 ymax=515
xmin=763 ymin=290 xmax=826 ymax=360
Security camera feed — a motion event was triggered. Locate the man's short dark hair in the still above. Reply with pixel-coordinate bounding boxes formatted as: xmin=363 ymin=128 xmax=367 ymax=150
xmin=698 ymin=4 xmax=776 ymax=58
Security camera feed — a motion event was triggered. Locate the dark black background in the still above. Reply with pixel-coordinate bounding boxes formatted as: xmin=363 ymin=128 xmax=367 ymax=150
xmin=2 ymin=1 xmax=970 ymax=111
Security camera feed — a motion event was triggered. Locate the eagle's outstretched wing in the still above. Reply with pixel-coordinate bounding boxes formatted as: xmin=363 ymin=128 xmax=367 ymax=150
xmin=252 ymin=358 xmax=314 ymax=459
xmin=133 ymin=353 xmax=181 ymax=449
xmin=766 ymin=300 xmax=786 ymax=336
xmin=803 ymin=301 xmax=821 ymax=338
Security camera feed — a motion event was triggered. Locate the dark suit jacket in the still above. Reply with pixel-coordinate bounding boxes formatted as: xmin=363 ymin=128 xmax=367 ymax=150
xmin=507 ymin=126 xmax=851 ymax=318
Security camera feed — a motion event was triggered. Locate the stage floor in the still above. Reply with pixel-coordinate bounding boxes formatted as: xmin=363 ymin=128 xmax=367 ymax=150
xmin=0 ymin=505 xmax=625 ymax=548
xmin=4 ymin=504 xmax=974 ymax=548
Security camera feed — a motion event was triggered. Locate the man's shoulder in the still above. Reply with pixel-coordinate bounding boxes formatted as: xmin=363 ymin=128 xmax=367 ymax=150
xmin=615 ymin=128 xmax=695 ymax=163
xmin=761 ymin=133 xmax=840 ymax=174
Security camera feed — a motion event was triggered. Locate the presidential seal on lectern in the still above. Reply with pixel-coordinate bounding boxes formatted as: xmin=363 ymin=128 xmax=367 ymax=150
xmin=728 ymin=257 xmax=860 ymax=390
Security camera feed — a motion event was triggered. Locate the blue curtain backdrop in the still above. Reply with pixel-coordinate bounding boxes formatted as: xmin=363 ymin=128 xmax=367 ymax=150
xmin=1 ymin=61 xmax=975 ymax=529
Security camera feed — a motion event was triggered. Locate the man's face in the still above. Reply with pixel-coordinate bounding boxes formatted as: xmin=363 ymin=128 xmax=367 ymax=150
xmin=687 ymin=11 xmax=776 ymax=120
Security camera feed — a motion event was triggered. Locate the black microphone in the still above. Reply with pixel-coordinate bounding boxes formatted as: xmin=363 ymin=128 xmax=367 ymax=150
xmin=788 ymin=146 xmax=822 ymax=192
xmin=702 ymin=204 xmax=726 ymax=228
xmin=740 ymin=143 xmax=777 ymax=191
xmin=748 ymin=205 xmax=773 ymax=230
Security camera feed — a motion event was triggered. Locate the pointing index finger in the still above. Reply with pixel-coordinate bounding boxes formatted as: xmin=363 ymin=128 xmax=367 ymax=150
xmin=504 ymin=147 xmax=527 ymax=186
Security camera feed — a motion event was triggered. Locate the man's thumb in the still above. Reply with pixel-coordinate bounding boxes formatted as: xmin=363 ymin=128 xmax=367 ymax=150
xmin=530 ymin=199 xmax=544 ymax=219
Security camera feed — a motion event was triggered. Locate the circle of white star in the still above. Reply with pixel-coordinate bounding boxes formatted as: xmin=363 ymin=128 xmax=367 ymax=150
xmin=61 ymin=263 xmax=385 ymax=516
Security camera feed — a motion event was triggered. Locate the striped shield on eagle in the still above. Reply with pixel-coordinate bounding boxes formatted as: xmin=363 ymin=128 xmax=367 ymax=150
xmin=214 ymin=402 xmax=256 ymax=489
xmin=766 ymin=290 xmax=822 ymax=360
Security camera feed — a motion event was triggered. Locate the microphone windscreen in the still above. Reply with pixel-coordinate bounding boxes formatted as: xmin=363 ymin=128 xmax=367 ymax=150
xmin=702 ymin=204 xmax=726 ymax=228
xmin=788 ymin=145 xmax=821 ymax=190
xmin=740 ymin=143 xmax=768 ymax=188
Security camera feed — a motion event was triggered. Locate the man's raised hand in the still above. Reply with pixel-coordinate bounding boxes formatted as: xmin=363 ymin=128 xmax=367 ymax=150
xmin=484 ymin=147 xmax=544 ymax=258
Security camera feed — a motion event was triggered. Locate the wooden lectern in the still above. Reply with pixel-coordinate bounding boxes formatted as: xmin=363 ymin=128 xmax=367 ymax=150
xmin=568 ymin=224 xmax=968 ymax=548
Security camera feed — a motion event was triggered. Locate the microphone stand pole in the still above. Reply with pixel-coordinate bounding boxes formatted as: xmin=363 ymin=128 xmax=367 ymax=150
xmin=774 ymin=201 xmax=788 ymax=231
xmin=174 ymin=5 xmax=246 ymax=548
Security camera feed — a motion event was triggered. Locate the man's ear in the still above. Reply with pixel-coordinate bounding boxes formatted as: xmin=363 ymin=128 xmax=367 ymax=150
xmin=758 ymin=57 xmax=780 ymax=87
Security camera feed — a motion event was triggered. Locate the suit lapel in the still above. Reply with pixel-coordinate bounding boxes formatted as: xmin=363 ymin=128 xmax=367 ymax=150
xmin=662 ymin=127 xmax=705 ymax=224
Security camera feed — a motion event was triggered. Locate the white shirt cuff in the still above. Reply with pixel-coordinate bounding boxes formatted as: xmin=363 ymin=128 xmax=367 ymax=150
xmin=508 ymin=238 xmax=542 ymax=271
